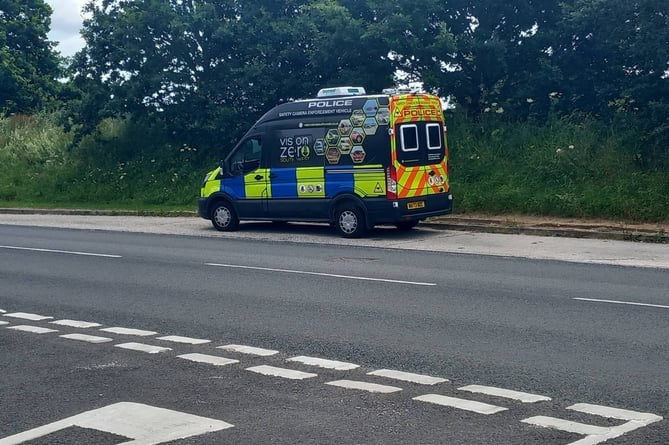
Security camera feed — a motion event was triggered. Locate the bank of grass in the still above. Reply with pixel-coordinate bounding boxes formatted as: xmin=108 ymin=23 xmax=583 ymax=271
xmin=1 ymin=112 xmax=667 ymax=222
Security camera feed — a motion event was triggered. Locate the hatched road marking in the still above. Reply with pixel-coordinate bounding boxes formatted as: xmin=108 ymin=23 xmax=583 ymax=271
xmin=157 ymin=335 xmax=211 ymax=345
xmin=115 ymin=342 xmax=172 ymax=354
xmin=458 ymin=384 xmax=551 ymax=403
xmin=522 ymin=417 xmax=611 ymax=436
xmin=60 ymin=333 xmax=113 ymax=344
xmin=50 ymin=319 xmax=102 ymax=328
xmin=4 ymin=312 xmax=53 ymax=321
xmin=100 ymin=327 xmax=158 ymax=336
xmin=246 ymin=365 xmax=317 ymax=380
xmin=0 ymin=321 xmax=8 ymax=325
xmin=326 ymin=380 xmax=402 ymax=394
xmin=414 ymin=394 xmax=508 ymax=415
xmin=367 ymin=369 xmax=448 ymax=385
xmin=287 ymin=356 xmax=359 ymax=370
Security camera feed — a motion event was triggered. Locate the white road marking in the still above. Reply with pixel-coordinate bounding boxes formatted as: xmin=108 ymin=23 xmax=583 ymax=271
xmin=522 ymin=416 xmax=610 ymax=436
xmin=0 ymin=245 xmax=122 ymax=258
xmin=100 ymin=327 xmax=158 ymax=336
xmin=217 ymin=344 xmax=279 ymax=356
xmin=177 ymin=353 xmax=239 ymax=366
xmin=574 ymin=297 xmax=669 ymax=310
xmin=4 ymin=312 xmax=53 ymax=321
xmin=115 ymin=342 xmax=172 ymax=354
xmin=6 ymin=325 xmax=58 ymax=334
xmin=158 ymin=335 xmax=211 ymax=345
xmin=60 ymin=333 xmax=113 ymax=344
xmin=326 ymin=380 xmax=402 ymax=394
xmin=246 ymin=365 xmax=317 ymax=380
xmin=287 ymin=356 xmax=359 ymax=371
xmin=568 ymin=402 xmax=663 ymax=422
xmin=367 ymin=369 xmax=448 ymax=385
xmin=0 ymin=309 xmax=6 ymax=313
xmin=50 ymin=319 xmax=102 ymax=328
xmin=0 ymin=402 xmax=233 ymax=445
xmin=206 ymin=263 xmax=437 ymax=286
xmin=413 ymin=394 xmax=508 ymax=415
xmin=0 ymin=321 xmax=8 ymax=325
xmin=458 ymin=384 xmax=551 ymax=403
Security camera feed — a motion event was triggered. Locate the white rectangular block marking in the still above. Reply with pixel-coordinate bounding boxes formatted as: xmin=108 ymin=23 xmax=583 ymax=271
xmin=0 ymin=309 xmax=6 ymax=313
xmin=4 ymin=312 xmax=53 ymax=321
xmin=101 ymin=327 xmax=158 ymax=336
xmin=287 ymin=356 xmax=359 ymax=370
xmin=326 ymin=380 xmax=402 ymax=394
xmin=522 ymin=416 xmax=611 ymax=436
xmin=459 ymin=384 xmax=551 ymax=403
xmin=414 ymin=394 xmax=508 ymax=415
xmin=51 ymin=319 xmax=102 ymax=328
xmin=568 ymin=403 xmax=663 ymax=423
xmin=115 ymin=342 xmax=171 ymax=354
xmin=368 ymin=369 xmax=448 ymax=385
xmin=158 ymin=335 xmax=211 ymax=345
xmin=0 ymin=321 xmax=8 ymax=325
xmin=7 ymin=325 xmax=58 ymax=334
xmin=217 ymin=344 xmax=279 ymax=356
xmin=178 ymin=353 xmax=239 ymax=367
xmin=0 ymin=402 xmax=233 ymax=445
xmin=246 ymin=365 xmax=317 ymax=380
xmin=60 ymin=333 xmax=113 ymax=344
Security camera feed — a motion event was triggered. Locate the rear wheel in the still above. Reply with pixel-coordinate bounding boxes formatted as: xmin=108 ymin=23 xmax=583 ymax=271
xmin=395 ymin=220 xmax=419 ymax=231
xmin=211 ymin=201 xmax=239 ymax=231
xmin=335 ymin=205 xmax=366 ymax=238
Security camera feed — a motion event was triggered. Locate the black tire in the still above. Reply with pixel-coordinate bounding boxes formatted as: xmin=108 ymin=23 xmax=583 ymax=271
xmin=395 ymin=220 xmax=419 ymax=231
xmin=210 ymin=201 xmax=239 ymax=231
xmin=335 ymin=205 xmax=366 ymax=238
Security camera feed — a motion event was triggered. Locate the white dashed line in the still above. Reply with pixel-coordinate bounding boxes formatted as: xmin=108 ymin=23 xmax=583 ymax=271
xmin=206 ymin=263 xmax=436 ymax=286
xmin=158 ymin=335 xmax=211 ymax=345
xmin=217 ymin=344 xmax=279 ymax=356
xmin=568 ymin=403 xmax=663 ymax=422
xmin=326 ymin=380 xmax=402 ymax=394
xmin=7 ymin=325 xmax=59 ymax=334
xmin=458 ymin=385 xmax=551 ymax=403
xmin=367 ymin=369 xmax=448 ymax=385
xmin=51 ymin=319 xmax=102 ymax=328
xmin=0 ymin=245 xmax=122 ymax=258
xmin=100 ymin=327 xmax=158 ymax=336
xmin=287 ymin=356 xmax=359 ymax=370
xmin=574 ymin=297 xmax=669 ymax=310
xmin=413 ymin=394 xmax=508 ymax=415
xmin=115 ymin=342 xmax=172 ymax=354
xmin=246 ymin=365 xmax=318 ymax=380
xmin=521 ymin=416 xmax=610 ymax=436
xmin=60 ymin=333 xmax=113 ymax=344
xmin=4 ymin=312 xmax=53 ymax=321
xmin=177 ymin=353 xmax=240 ymax=366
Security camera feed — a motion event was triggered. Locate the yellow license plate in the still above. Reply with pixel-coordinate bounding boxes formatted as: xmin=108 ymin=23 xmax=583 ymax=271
xmin=407 ymin=201 xmax=425 ymax=210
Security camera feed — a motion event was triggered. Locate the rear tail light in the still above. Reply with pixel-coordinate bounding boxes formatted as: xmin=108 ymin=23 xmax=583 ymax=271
xmin=386 ymin=165 xmax=397 ymax=200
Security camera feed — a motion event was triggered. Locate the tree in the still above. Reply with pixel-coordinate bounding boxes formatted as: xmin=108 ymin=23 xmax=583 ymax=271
xmin=0 ymin=0 xmax=61 ymax=114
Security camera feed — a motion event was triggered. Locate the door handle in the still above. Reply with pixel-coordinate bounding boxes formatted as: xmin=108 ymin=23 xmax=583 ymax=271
xmin=254 ymin=175 xmax=264 ymax=181
xmin=269 ymin=174 xmax=278 ymax=179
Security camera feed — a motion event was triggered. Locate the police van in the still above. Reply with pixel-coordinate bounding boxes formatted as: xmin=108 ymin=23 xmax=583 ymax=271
xmin=198 ymin=87 xmax=452 ymax=238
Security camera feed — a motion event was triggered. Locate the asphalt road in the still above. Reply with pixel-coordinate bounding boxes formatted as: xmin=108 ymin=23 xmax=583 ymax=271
xmin=0 ymin=221 xmax=667 ymax=444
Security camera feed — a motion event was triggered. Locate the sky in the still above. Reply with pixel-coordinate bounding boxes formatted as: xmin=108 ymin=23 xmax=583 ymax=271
xmin=45 ymin=0 xmax=88 ymax=57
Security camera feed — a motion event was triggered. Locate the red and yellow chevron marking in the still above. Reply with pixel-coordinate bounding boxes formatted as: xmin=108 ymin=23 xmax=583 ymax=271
xmin=391 ymin=94 xmax=443 ymax=125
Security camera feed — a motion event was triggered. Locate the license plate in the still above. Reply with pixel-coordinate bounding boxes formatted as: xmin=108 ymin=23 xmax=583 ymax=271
xmin=407 ymin=201 xmax=425 ymax=210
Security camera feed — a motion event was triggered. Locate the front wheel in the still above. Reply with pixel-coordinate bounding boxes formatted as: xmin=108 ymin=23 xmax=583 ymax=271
xmin=335 ymin=205 xmax=366 ymax=238
xmin=211 ymin=201 xmax=239 ymax=231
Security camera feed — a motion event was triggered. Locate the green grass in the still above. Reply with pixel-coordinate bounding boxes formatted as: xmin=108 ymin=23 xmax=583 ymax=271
xmin=1 ymin=112 xmax=667 ymax=222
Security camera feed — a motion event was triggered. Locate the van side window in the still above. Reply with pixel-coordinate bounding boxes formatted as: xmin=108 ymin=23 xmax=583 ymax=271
xmin=229 ymin=137 xmax=262 ymax=175
xmin=400 ymin=125 xmax=419 ymax=152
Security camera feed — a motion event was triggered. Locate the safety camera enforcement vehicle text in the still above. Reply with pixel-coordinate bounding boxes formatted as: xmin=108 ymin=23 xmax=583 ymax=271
xmin=199 ymin=86 xmax=453 ymax=238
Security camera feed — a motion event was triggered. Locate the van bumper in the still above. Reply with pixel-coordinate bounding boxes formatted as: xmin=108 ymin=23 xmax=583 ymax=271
xmin=198 ymin=198 xmax=210 ymax=219
xmin=365 ymin=193 xmax=453 ymax=226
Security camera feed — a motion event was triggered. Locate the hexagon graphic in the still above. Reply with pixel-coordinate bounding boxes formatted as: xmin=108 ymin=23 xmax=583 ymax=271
xmin=350 ymin=110 xmax=366 ymax=126
xmin=314 ymin=138 xmax=326 ymax=155
xmin=338 ymin=119 xmax=352 ymax=136
xmin=363 ymin=117 xmax=378 ymax=135
xmin=351 ymin=146 xmax=366 ymax=164
xmin=376 ymin=108 xmax=390 ymax=125
xmin=350 ymin=127 xmax=365 ymax=145
xmin=326 ymin=129 xmax=340 ymax=146
xmin=326 ymin=146 xmax=341 ymax=164
xmin=363 ymin=99 xmax=379 ymax=117
xmin=339 ymin=137 xmax=352 ymax=154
